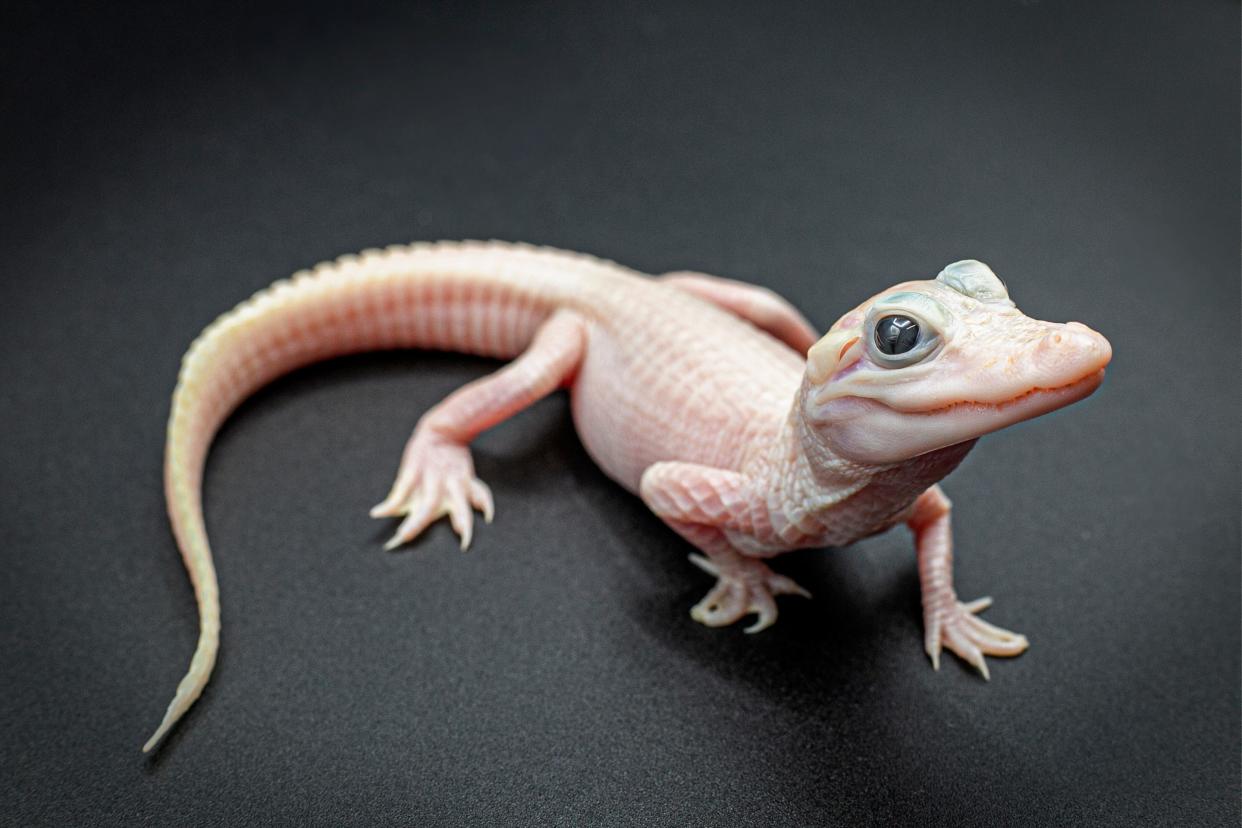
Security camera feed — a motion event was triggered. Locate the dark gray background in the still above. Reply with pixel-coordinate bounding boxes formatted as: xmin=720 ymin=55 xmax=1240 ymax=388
xmin=2 ymin=1 xmax=1238 ymax=825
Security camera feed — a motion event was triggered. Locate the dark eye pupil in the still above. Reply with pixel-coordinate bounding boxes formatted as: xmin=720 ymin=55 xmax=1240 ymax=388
xmin=875 ymin=315 xmax=920 ymax=355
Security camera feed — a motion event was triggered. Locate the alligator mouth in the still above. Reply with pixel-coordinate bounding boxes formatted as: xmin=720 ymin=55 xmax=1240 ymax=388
xmin=901 ymin=368 xmax=1106 ymax=416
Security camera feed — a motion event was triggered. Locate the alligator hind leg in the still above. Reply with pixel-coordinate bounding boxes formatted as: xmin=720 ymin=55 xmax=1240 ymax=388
xmin=659 ymin=271 xmax=820 ymax=353
xmin=372 ymin=310 xmax=587 ymax=549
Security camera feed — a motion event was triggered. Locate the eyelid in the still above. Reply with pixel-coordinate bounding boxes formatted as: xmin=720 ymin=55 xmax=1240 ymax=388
xmin=871 ymin=292 xmax=953 ymax=331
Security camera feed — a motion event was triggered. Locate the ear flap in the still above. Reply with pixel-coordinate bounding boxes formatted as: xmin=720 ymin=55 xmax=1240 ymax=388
xmin=806 ymin=329 xmax=860 ymax=385
xmin=936 ymin=260 xmax=1011 ymax=304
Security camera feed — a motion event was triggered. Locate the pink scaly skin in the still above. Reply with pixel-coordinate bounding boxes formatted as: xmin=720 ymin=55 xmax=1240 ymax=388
xmin=144 ymin=242 xmax=1111 ymax=752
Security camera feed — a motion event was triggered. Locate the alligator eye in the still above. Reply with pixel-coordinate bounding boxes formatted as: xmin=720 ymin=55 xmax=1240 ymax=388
xmin=874 ymin=315 xmax=920 ymax=355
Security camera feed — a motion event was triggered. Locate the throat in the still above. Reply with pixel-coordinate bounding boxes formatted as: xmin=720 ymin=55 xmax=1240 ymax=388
xmin=861 ymin=441 xmax=978 ymax=507
xmin=762 ymin=410 xmax=977 ymax=547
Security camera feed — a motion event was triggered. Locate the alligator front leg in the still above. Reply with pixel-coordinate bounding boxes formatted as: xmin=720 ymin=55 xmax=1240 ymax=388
xmin=908 ymin=486 xmax=1029 ymax=678
xmin=372 ymin=310 xmax=586 ymax=549
xmin=640 ymin=461 xmax=810 ymax=633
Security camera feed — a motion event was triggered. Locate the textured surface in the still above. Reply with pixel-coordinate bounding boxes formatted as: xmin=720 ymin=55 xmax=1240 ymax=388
xmin=2 ymin=1 xmax=1238 ymax=826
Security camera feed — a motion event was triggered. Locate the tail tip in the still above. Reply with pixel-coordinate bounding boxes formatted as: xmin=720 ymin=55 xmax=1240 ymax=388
xmin=142 ymin=726 xmax=167 ymax=754
xmin=142 ymin=713 xmax=177 ymax=754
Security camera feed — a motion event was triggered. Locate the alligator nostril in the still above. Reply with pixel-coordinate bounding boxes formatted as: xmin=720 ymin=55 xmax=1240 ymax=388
xmin=1052 ymin=334 xmax=1063 ymax=344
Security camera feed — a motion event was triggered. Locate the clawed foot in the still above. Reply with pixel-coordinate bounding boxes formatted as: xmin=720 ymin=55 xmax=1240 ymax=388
xmin=688 ymin=553 xmax=812 ymax=634
xmin=925 ymin=596 xmax=1029 ymax=680
xmin=370 ymin=433 xmax=494 ymax=550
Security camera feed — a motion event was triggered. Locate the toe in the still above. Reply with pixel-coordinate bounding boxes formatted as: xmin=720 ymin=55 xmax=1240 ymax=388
xmin=694 ymin=581 xmax=748 ymax=627
xmin=768 ymin=573 xmax=811 ymax=599
xmin=384 ymin=490 xmax=439 ymax=550
xmin=925 ymin=621 xmax=944 ymax=670
xmin=445 ymin=481 xmax=474 ymax=550
xmin=946 ymin=625 xmax=989 ymax=680
xmin=370 ymin=470 xmax=419 ymax=518
xmin=964 ymin=614 xmax=1029 ymax=656
xmin=964 ymin=611 xmax=1022 ymax=641
xmin=743 ymin=591 xmax=779 ymax=634
xmin=962 ymin=596 xmax=993 ymax=614
xmin=690 ymin=580 xmax=732 ymax=625
xmin=687 ymin=553 xmax=721 ymax=577
xmin=469 ymin=479 xmax=494 ymax=523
